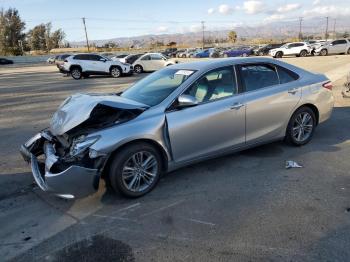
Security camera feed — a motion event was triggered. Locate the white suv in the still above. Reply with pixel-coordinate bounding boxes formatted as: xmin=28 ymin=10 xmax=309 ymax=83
xmin=62 ymin=54 xmax=133 ymax=80
xmin=269 ymin=42 xmax=311 ymax=58
xmin=314 ymin=39 xmax=350 ymax=56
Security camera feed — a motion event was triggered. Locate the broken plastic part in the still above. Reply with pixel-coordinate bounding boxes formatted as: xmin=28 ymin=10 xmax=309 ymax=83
xmin=285 ymin=160 xmax=303 ymax=169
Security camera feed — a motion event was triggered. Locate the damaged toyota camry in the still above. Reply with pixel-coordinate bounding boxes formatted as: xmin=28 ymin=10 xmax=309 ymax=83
xmin=20 ymin=57 xmax=334 ymax=198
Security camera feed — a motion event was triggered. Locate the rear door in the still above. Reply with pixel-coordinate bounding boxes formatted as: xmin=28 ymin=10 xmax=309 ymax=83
xmin=166 ymin=66 xmax=245 ymax=163
xmin=237 ymin=63 xmax=301 ymax=144
xmin=150 ymin=54 xmax=166 ymax=70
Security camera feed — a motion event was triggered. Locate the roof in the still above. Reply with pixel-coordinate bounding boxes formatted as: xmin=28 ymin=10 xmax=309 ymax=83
xmin=170 ymin=57 xmax=287 ymax=71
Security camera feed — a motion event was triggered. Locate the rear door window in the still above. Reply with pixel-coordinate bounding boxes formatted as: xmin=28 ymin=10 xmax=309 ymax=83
xmin=276 ymin=65 xmax=299 ymax=84
xmin=239 ymin=64 xmax=279 ymax=92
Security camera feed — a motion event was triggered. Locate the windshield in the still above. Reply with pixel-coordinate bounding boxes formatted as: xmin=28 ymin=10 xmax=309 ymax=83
xmin=121 ymin=68 xmax=195 ymax=106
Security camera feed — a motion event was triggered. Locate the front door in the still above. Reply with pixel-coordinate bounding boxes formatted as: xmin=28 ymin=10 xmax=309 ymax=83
xmin=166 ymin=66 xmax=245 ymax=163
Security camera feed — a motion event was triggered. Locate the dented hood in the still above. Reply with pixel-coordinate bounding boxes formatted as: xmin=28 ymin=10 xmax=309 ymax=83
xmin=50 ymin=93 xmax=148 ymax=136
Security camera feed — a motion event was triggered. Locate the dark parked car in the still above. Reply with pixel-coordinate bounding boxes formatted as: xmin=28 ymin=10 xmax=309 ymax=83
xmin=222 ymin=47 xmax=253 ymax=57
xmin=162 ymin=48 xmax=177 ymax=57
xmin=0 ymin=58 xmax=14 ymax=65
xmin=255 ymin=44 xmax=285 ymax=56
xmin=55 ymin=54 xmax=72 ymax=73
xmin=122 ymin=53 xmax=144 ymax=65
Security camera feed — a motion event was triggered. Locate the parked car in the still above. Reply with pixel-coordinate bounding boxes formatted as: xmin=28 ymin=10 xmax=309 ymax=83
xmin=222 ymin=47 xmax=252 ymax=57
xmin=0 ymin=58 xmax=14 ymax=65
xmin=47 ymin=56 xmax=58 ymax=64
xmin=119 ymin=53 xmax=144 ymax=64
xmin=314 ymin=39 xmax=350 ymax=56
xmin=111 ymin=54 xmax=128 ymax=61
xmin=254 ymin=43 xmax=285 ymax=56
xmin=132 ymin=53 xmax=177 ymax=73
xmin=162 ymin=48 xmax=177 ymax=57
xmin=20 ymin=57 xmax=334 ymax=198
xmin=61 ymin=53 xmax=133 ymax=79
xmin=269 ymin=42 xmax=311 ymax=58
xmin=194 ymin=48 xmax=215 ymax=58
xmin=169 ymin=49 xmax=184 ymax=58
xmin=187 ymin=48 xmax=203 ymax=58
xmin=55 ymin=54 xmax=72 ymax=73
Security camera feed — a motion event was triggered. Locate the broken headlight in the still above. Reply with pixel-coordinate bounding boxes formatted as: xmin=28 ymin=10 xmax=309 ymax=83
xmin=70 ymin=135 xmax=99 ymax=157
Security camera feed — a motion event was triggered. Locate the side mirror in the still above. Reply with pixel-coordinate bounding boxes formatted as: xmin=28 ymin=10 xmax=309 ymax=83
xmin=177 ymin=95 xmax=198 ymax=108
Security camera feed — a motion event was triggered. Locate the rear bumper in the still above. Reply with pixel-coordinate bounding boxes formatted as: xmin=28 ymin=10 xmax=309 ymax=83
xmin=20 ymin=132 xmax=101 ymax=199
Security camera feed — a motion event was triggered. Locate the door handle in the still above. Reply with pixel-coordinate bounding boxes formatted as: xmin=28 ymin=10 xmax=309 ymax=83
xmin=288 ymin=88 xmax=298 ymax=94
xmin=230 ymin=102 xmax=244 ymax=110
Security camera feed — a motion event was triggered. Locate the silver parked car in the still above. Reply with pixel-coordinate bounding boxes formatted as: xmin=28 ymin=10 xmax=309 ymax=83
xmin=20 ymin=58 xmax=334 ymax=198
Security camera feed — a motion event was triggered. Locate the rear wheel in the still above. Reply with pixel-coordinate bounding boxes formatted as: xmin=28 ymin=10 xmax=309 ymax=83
xmin=347 ymin=48 xmax=350 ymax=55
xmin=70 ymin=67 xmax=82 ymax=80
xmin=285 ymin=107 xmax=316 ymax=146
xmin=299 ymin=50 xmax=308 ymax=57
xmin=275 ymin=51 xmax=283 ymax=58
xmin=109 ymin=143 xmax=163 ymax=197
xmin=110 ymin=66 xmax=121 ymax=78
xmin=134 ymin=65 xmax=143 ymax=74
xmin=320 ymin=49 xmax=328 ymax=56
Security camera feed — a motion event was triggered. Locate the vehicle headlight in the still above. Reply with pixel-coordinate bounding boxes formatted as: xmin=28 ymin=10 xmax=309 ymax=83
xmin=70 ymin=135 xmax=99 ymax=157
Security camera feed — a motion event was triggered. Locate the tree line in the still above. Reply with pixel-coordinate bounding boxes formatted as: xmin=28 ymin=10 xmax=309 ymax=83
xmin=0 ymin=8 xmax=65 ymax=55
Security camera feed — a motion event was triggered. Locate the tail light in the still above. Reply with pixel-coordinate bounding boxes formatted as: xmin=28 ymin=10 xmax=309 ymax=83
xmin=322 ymin=81 xmax=333 ymax=90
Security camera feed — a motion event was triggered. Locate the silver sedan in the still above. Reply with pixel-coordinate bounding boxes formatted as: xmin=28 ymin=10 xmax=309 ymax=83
xmin=20 ymin=57 xmax=334 ymax=198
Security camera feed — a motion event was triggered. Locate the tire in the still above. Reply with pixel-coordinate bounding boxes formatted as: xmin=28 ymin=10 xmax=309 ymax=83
xmin=134 ymin=65 xmax=143 ymax=74
xmin=275 ymin=51 xmax=283 ymax=58
xmin=110 ymin=66 xmax=121 ymax=78
xmin=347 ymin=48 xmax=350 ymax=55
xmin=70 ymin=67 xmax=82 ymax=80
xmin=285 ymin=106 xmax=316 ymax=146
xmin=320 ymin=49 xmax=328 ymax=56
xmin=299 ymin=50 xmax=307 ymax=57
xmin=109 ymin=142 xmax=163 ymax=197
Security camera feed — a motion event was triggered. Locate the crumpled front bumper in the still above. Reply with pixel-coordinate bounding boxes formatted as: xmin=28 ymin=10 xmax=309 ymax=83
xmin=20 ymin=131 xmax=101 ymax=199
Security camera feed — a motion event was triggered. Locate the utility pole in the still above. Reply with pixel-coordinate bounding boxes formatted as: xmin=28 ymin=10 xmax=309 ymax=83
xmin=82 ymin=17 xmax=90 ymax=52
xmin=298 ymin=17 xmax=303 ymax=41
xmin=332 ymin=19 xmax=336 ymax=39
xmin=201 ymin=21 xmax=205 ymax=49
xmin=325 ymin=16 xmax=329 ymax=41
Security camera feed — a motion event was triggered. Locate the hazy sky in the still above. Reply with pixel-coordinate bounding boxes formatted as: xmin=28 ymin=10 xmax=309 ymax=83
xmin=0 ymin=0 xmax=349 ymax=41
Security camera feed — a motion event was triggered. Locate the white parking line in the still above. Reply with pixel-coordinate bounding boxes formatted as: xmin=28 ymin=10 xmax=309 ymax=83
xmin=184 ymin=218 xmax=216 ymax=226
xmin=139 ymin=200 xmax=185 ymax=218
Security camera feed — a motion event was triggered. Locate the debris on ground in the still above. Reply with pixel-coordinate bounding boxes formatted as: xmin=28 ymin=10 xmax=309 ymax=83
xmin=285 ymin=161 xmax=303 ymax=169
xmin=342 ymin=73 xmax=350 ymax=98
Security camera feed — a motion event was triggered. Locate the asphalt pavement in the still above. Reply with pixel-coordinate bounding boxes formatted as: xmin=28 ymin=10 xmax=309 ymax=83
xmin=0 ymin=56 xmax=350 ymax=262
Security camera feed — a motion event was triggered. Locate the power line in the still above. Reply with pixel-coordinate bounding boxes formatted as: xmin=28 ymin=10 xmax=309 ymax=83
xmin=298 ymin=17 xmax=303 ymax=40
xmin=82 ymin=17 xmax=90 ymax=52
xmin=201 ymin=21 xmax=205 ymax=49
xmin=325 ymin=16 xmax=329 ymax=41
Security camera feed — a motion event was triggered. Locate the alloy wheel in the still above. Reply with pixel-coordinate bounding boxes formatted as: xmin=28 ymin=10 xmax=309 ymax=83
xmin=121 ymin=151 xmax=158 ymax=193
xmin=292 ymin=112 xmax=314 ymax=142
xmin=71 ymin=69 xmax=81 ymax=79
xmin=111 ymin=67 xmax=121 ymax=78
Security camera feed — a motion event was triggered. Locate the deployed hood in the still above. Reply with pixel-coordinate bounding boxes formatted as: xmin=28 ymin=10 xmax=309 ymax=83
xmin=50 ymin=93 xmax=148 ymax=136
